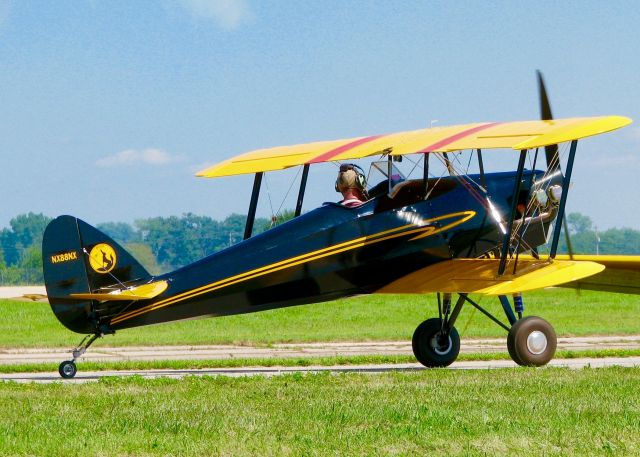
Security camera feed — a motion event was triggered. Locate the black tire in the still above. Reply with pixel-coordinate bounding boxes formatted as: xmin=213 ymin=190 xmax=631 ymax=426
xmin=412 ymin=318 xmax=460 ymax=367
xmin=59 ymin=360 xmax=77 ymax=379
xmin=506 ymin=330 xmax=522 ymax=366
xmin=507 ymin=316 xmax=557 ymax=367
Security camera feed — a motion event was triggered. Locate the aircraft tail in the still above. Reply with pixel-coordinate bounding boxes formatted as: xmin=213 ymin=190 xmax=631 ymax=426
xmin=42 ymin=215 xmax=152 ymax=334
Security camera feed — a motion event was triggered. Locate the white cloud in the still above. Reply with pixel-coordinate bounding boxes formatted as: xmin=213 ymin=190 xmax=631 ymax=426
xmin=96 ymin=148 xmax=180 ymax=167
xmin=177 ymin=0 xmax=251 ymax=29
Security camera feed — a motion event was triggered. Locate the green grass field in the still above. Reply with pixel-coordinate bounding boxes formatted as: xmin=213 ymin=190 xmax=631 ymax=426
xmin=1 ymin=368 xmax=639 ymax=456
xmin=2 ymin=289 xmax=639 ymax=348
xmin=2 ymin=292 xmax=640 ymax=456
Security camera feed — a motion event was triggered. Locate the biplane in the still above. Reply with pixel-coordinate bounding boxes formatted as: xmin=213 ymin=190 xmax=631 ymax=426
xmin=43 ymin=74 xmax=635 ymax=378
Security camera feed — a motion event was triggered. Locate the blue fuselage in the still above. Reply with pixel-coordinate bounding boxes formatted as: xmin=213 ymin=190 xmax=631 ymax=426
xmin=108 ymin=170 xmax=551 ymax=330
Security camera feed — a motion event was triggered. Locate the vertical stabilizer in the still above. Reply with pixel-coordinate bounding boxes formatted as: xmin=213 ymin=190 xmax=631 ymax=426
xmin=42 ymin=215 xmax=151 ymax=333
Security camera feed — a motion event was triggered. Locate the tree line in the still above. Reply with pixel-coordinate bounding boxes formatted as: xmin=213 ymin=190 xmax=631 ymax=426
xmin=0 ymin=211 xmax=638 ymax=285
xmin=0 ymin=212 xmax=283 ymax=284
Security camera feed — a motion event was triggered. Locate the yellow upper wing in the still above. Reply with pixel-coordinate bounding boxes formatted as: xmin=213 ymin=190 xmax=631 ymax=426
xmin=197 ymin=116 xmax=632 ymax=178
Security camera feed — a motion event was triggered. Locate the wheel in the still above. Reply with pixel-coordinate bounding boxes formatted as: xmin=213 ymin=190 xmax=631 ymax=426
xmin=412 ymin=318 xmax=460 ymax=367
xmin=59 ymin=360 xmax=77 ymax=379
xmin=507 ymin=316 xmax=557 ymax=367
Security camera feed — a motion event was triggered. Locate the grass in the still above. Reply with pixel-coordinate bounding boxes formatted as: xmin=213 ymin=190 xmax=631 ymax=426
xmin=1 ymin=349 xmax=640 ymax=374
xmin=1 ymin=368 xmax=639 ymax=455
xmin=2 ymin=289 xmax=639 ymax=348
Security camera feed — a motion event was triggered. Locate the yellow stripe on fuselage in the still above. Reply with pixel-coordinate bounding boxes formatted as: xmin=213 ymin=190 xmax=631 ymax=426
xmin=110 ymin=211 xmax=475 ymax=325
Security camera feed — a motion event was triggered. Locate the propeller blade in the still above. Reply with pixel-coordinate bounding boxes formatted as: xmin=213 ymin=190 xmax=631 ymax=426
xmin=537 ymin=70 xmax=561 ymax=171
xmin=537 ymin=70 xmax=553 ymax=120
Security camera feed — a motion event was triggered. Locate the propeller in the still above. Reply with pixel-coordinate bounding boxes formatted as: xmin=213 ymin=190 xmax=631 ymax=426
xmin=536 ymin=70 xmax=574 ymax=259
xmin=537 ymin=70 xmax=561 ymax=172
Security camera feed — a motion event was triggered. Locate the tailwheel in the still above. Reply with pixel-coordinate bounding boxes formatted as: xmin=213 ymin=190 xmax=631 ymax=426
xmin=412 ymin=318 xmax=460 ymax=367
xmin=57 ymin=333 xmax=102 ymax=378
xmin=58 ymin=360 xmax=77 ymax=379
xmin=507 ymin=316 xmax=557 ymax=366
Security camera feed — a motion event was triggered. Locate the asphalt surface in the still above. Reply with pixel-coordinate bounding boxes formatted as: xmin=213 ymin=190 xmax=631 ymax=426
xmin=2 ymin=336 xmax=639 ymax=365
xmin=2 ymin=356 xmax=639 ymax=384
xmin=1 ymin=336 xmax=639 ymax=383
xmin=3 ymin=289 xmax=638 ymax=382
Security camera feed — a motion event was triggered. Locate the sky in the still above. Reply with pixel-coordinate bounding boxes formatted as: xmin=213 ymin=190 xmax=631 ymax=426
xmin=0 ymin=0 xmax=639 ymax=230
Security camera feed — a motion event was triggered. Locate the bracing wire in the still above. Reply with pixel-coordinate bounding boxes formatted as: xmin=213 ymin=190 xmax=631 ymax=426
xmin=274 ymin=166 xmax=302 ymax=220
xmin=401 ymin=154 xmax=422 ymax=179
xmin=263 ymin=174 xmax=276 ymax=220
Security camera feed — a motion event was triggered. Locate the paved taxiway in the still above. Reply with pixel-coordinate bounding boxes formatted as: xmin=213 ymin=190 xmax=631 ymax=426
xmin=2 ymin=356 xmax=639 ymax=383
xmin=2 ymin=335 xmax=638 ymax=383
xmin=2 ymin=335 xmax=639 ymax=365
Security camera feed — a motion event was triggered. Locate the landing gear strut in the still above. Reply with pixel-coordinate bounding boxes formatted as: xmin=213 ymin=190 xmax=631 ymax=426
xmin=58 ymin=333 xmax=102 ymax=379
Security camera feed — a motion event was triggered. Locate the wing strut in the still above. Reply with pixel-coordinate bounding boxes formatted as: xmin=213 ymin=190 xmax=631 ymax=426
xmin=294 ymin=164 xmax=310 ymax=217
xmin=442 ymin=152 xmax=455 ymax=176
xmin=498 ymin=149 xmax=527 ymax=276
xmin=244 ymin=172 xmax=263 ymax=240
xmin=549 ymin=140 xmax=578 ymax=258
xmin=387 ymin=154 xmax=393 ymax=194
xmin=423 ymin=153 xmax=429 ymax=196
xmin=476 ymin=149 xmax=486 ymax=189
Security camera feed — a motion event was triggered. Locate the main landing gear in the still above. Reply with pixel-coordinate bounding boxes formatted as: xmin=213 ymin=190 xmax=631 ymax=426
xmin=412 ymin=293 xmax=464 ymax=367
xmin=412 ymin=318 xmax=460 ymax=367
xmin=412 ymin=293 xmax=557 ymax=368
xmin=58 ymin=333 xmax=102 ymax=379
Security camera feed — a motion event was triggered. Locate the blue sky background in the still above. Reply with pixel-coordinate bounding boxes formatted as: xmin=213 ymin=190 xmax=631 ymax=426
xmin=0 ymin=0 xmax=638 ymax=229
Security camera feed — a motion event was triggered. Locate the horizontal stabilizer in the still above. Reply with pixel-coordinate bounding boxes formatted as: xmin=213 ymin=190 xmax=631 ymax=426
xmin=377 ymin=259 xmax=604 ymax=296
xmin=69 ymin=280 xmax=168 ymax=301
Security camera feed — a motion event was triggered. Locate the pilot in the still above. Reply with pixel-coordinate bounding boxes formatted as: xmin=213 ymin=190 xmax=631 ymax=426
xmin=336 ymin=163 xmax=368 ymax=207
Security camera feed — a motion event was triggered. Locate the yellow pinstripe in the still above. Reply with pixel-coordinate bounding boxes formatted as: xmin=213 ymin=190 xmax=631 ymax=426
xmin=111 ymin=211 xmax=475 ymax=325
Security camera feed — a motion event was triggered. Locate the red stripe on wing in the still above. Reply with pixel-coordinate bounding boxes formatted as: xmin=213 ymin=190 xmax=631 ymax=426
xmin=307 ymin=134 xmax=387 ymax=164
xmin=417 ymin=122 xmax=502 ymax=153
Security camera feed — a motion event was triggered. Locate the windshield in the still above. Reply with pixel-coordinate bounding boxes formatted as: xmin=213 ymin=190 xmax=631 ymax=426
xmin=367 ymin=160 xmax=406 ymax=198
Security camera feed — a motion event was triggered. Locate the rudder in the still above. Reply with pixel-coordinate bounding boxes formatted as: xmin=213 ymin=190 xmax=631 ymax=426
xmin=42 ymin=215 xmax=151 ymax=334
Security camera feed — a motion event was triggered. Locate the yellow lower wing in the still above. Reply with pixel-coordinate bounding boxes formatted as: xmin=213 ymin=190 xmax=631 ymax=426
xmin=553 ymin=255 xmax=640 ymax=295
xmin=377 ymin=259 xmax=604 ymax=296
xmin=70 ymin=280 xmax=168 ymax=301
